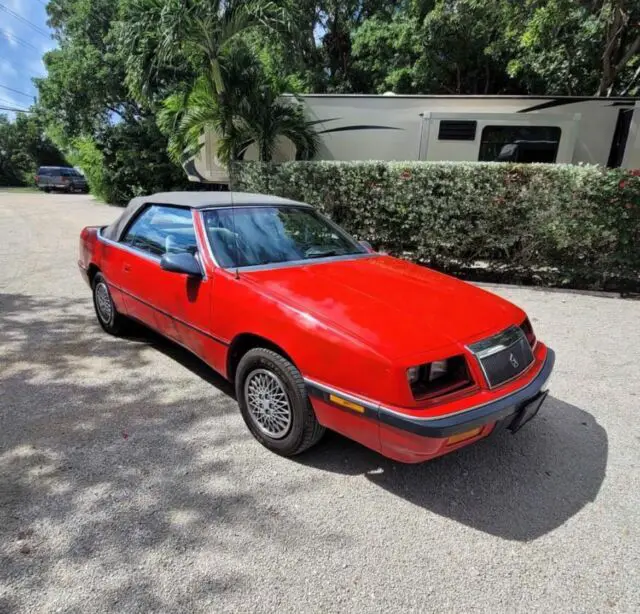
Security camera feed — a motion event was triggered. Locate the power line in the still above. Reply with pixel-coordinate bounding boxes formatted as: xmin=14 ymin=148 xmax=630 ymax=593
xmin=0 ymin=97 xmax=29 ymax=110
xmin=0 ymin=105 xmax=32 ymax=113
xmin=0 ymin=83 xmax=35 ymax=99
xmin=0 ymin=28 xmax=39 ymax=51
xmin=0 ymin=3 xmax=50 ymax=38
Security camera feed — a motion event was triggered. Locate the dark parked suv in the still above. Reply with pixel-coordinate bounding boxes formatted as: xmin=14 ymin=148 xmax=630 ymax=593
xmin=35 ymin=166 xmax=89 ymax=193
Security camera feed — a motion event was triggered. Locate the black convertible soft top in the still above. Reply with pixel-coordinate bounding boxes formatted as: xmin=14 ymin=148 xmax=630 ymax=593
xmin=102 ymin=191 xmax=311 ymax=241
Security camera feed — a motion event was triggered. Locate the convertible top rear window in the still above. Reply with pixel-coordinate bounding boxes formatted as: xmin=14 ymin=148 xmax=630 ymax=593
xmin=203 ymin=206 xmax=366 ymax=269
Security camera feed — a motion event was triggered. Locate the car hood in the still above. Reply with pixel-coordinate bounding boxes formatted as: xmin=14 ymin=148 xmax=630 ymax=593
xmin=243 ymin=255 xmax=524 ymax=360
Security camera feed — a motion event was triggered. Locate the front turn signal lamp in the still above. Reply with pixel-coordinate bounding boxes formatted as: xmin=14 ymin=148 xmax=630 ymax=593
xmin=520 ymin=317 xmax=536 ymax=348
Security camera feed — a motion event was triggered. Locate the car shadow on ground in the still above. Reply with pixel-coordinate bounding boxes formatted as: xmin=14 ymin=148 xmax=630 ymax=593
xmin=297 ymin=396 xmax=608 ymax=541
xmin=131 ymin=318 xmax=608 ymax=543
xmin=0 ymin=293 xmax=328 ymax=612
xmin=121 ymin=324 xmax=236 ymax=398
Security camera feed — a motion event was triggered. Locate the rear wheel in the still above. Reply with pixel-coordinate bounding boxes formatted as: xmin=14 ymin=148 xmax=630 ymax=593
xmin=235 ymin=348 xmax=325 ymax=456
xmin=92 ymin=272 xmax=125 ymax=335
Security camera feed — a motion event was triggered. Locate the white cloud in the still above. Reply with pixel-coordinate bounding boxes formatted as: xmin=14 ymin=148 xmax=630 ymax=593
xmin=2 ymin=26 xmax=19 ymax=48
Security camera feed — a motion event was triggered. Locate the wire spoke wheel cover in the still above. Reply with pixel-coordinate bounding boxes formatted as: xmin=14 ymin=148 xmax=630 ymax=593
xmin=244 ymin=369 xmax=292 ymax=439
xmin=95 ymin=282 xmax=113 ymax=323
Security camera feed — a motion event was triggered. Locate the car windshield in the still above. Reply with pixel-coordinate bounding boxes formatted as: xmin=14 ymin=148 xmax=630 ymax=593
xmin=202 ymin=206 xmax=366 ymax=268
xmin=60 ymin=168 xmax=83 ymax=176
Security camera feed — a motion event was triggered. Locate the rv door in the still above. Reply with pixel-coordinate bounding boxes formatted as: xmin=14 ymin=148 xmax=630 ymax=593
xmin=420 ymin=112 xmax=580 ymax=164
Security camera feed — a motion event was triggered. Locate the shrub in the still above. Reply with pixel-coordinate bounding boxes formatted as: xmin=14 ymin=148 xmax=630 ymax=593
xmin=66 ymin=137 xmax=107 ymax=197
xmin=62 ymin=119 xmax=191 ymax=205
xmin=230 ymin=161 xmax=640 ymax=291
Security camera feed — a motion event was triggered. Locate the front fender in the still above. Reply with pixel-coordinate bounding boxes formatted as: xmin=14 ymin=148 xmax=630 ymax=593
xmin=212 ymin=271 xmax=396 ymax=403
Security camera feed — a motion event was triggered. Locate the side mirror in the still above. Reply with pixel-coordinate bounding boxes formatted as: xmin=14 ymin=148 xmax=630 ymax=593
xmin=160 ymin=252 xmax=203 ymax=277
xmin=359 ymin=240 xmax=375 ymax=253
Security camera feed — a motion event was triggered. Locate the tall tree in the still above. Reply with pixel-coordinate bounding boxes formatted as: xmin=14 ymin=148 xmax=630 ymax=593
xmin=39 ymin=0 xmax=139 ymax=135
xmin=350 ymin=14 xmax=422 ymax=93
xmin=596 ymin=0 xmax=640 ymax=95
xmin=316 ymin=0 xmax=405 ymax=92
xmin=0 ymin=113 xmax=67 ymax=186
xmin=118 ymin=0 xmax=292 ymax=101
xmin=36 ymin=0 xmax=189 ymax=203
xmin=507 ymin=0 xmax=640 ymax=96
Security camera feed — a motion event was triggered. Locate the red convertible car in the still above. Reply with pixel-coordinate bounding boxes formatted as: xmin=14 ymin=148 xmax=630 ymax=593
xmin=78 ymin=192 xmax=554 ymax=463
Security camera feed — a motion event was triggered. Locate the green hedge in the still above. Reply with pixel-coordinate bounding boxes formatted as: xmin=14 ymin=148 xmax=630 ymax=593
xmin=230 ymin=161 xmax=640 ymax=291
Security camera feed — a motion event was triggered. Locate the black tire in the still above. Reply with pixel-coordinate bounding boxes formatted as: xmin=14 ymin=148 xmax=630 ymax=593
xmin=235 ymin=348 xmax=325 ymax=456
xmin=43 ymin=187 xmax=51 ymax=193
xmin=92 ymin=272 xmax=125 ymax=335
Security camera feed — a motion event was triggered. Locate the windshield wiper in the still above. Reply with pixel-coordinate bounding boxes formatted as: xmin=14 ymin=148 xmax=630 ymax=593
xmin=305 ymin=249 xmax=339 ymax=259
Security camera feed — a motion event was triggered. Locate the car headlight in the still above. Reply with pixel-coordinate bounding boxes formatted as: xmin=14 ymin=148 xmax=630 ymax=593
xmin=406 ymin=356 xmax=473 ymax=400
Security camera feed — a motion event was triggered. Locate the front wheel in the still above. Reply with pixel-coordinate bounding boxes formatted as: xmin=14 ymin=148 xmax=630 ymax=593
xmin=235 ymin=348 xmax=325 ymax=456
xmin=92 ymin=272 xmax=126 ymax=335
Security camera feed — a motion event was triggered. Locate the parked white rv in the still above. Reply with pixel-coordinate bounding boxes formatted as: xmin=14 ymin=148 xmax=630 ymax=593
xmin=186 ymin=94 xmax=640 ymax=183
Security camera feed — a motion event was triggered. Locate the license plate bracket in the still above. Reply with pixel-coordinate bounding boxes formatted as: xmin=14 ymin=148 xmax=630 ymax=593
xmin=509 ymin=390 xmax=549 ymax=433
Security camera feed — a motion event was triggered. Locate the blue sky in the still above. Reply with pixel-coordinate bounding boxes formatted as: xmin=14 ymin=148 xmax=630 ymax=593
xmin=0 ymin=0 xmax=55 ymax=119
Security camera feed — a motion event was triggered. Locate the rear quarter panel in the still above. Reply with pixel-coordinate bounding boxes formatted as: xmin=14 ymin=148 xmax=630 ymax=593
xmin=79 ymin=226 xmax=128 ymax=314
xmin=79 ymin=227 xmax=99 ymax=272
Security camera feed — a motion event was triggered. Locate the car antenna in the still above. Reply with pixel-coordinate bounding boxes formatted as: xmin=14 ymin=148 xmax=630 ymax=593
xmin=230 ymin=187 xmax=240 ymax=279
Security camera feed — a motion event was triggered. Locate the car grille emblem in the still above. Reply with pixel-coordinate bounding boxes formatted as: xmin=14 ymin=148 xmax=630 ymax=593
xmin=509 ymin=353 xmax=519 ymax=369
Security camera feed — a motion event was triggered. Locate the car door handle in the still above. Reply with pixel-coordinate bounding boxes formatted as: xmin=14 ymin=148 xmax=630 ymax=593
xmin=123 ymin=264 xmax=131 ymax=273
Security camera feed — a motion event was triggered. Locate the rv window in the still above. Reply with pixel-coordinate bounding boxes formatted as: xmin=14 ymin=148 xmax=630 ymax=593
xmin=479 ymin=126 xmax=561 ymax=163
xmin=438 ymin=120 xmax=477 ymax=141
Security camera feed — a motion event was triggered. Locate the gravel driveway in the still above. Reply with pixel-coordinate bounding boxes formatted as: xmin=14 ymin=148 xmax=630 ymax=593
xmin=0 ymin=191 xmax=638 ymax=613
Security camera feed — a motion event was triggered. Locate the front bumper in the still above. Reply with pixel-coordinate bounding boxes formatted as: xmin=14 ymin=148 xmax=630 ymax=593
xmin=307 ymin=348 xmax=554 ymax=463
xmin=377 ymin=348 xmax=554 ymax=438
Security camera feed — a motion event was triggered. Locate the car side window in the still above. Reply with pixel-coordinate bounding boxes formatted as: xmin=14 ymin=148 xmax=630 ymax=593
xmin=121 ymin=205 xmax=198 ymax=258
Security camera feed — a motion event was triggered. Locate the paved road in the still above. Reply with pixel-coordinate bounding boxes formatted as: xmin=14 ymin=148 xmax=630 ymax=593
xmin=0 ymin=191 xmax=638 ymax=613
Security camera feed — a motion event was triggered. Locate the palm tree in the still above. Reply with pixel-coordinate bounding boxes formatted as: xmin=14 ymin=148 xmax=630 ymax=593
xmin=158 ymin=43 xmax=318 ymax=166
xmin=232 ymin=80 xmax=318 ymax=162
xmin=121 ymin=0 xmax=293 ymax=100
xmin=126 ymin=1 xmax=315 ymax=167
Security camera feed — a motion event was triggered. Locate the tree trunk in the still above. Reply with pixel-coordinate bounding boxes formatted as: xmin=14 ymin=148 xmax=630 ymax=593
xmin=621 ymin=63 xmax=640 ymax=95
xmin=596 ymin=1 xmax=640 ymax=96
xmin=260 ymin=139 xmax=270 ymax=162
